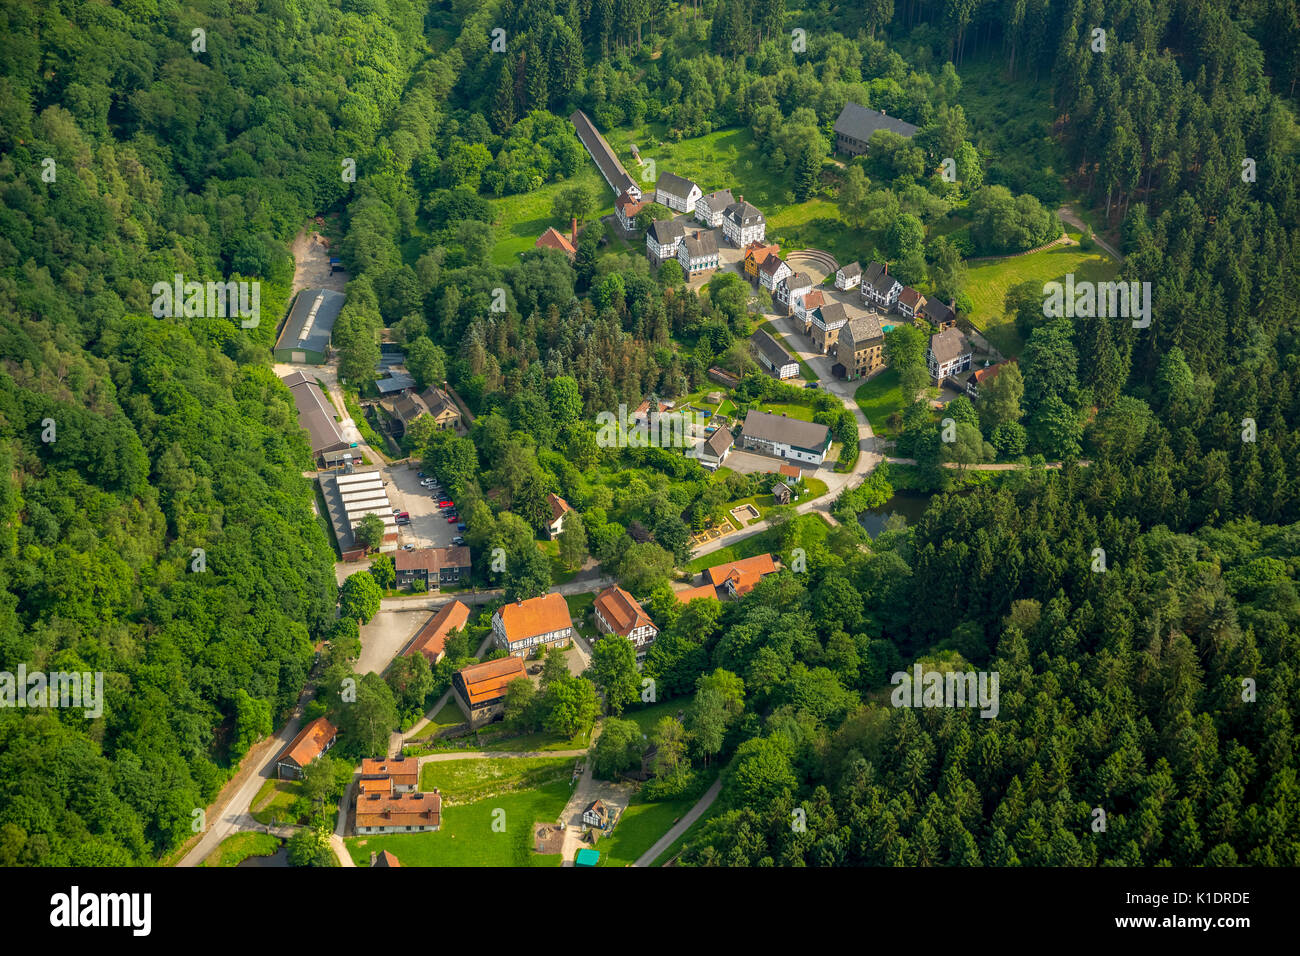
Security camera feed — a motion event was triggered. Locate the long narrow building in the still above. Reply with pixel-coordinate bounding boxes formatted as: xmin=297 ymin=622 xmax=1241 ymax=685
xmin=570 ymin=110 xmax=641 ymax=200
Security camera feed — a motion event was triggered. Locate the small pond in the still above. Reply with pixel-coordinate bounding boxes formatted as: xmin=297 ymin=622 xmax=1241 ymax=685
xmin=857 ymin=490 xmax=933 ymax=538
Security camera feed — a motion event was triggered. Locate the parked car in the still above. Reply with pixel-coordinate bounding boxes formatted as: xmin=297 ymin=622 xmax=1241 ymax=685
xmin=452 ymin=536 xmax=465 ymax=545
xmin=401 ymin=544 xmax=415 ymax=550
xmin=446 ymin=515 xmax=458 ymax=523
xmin=457 ymin=523 xmax=466 ymax=532
xmin=804 ymin=382 xmax=819 ymax=389
xmin=417 ymin=471 xmax=425 ymax=478
xmin=437 ymin=499 xmax=453 ymax=508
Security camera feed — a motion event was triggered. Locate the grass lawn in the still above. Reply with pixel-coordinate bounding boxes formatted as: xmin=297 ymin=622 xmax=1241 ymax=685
xmin=250 ymin=779 xmax=303 ymax=827
xmin=685 ymin=512 xmax=832 ymax=572
xmin=650 ymin=801 xmax=724 ymax=866
xmin=538 ymin=538 xmax=580 ymax=586
xmin=855 ymin=366 xmax=906 ymax=439
xmin=200 ymin=832 xmax=283 ymax=867
xmin=345 ymin=782 xmax=571 ymax=867
xmin=597 ymin=789 xmax=705 ymax=867
xmin=750 ymin=400 xmax=816 ymax=422
xmin=489 ymin=164 xmax=611 ymax=266
xmin=964 ymin=244 xmax=1119 ymax=356
xmin=621 ymin=698 xmax=684 ymax=736
xmin=480 ymin=725 xmax=592 ymax=752
xmin=409 ymin=700 xmax=466 ymax=739
xmin=758 ymin=321 xmax=819 ymax=381
xmin=566 ymin=592 xmax=598 ymax=641
xmin=419 ymin=756 xmax=575 ymax=803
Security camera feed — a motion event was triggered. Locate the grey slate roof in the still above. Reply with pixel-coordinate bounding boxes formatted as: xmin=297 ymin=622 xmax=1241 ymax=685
xmin=928 ymin=326 xmax=971 ymax=365
xmin=280 ymin=371 xmax=348 ymax=456
xmin=870 ymin=270 xmax=902 ymax=296
xmin=817 ymin=302 xmax=850 ymax=326
xmin=834 ymin=102 xmax=920 ymax=142
xmin=751 ymin=329 xmax=795 ymax=369
xmin=923 ymin=298 xmax=957 ymax=326
xmin=648 ymin=219 xmax=687 ymax=244
xmin=703 ymin=426 xmax=733 ymax=458
xmin=781 ymin=272 xmax=814 ymax=292
xmin=845 ymin=314 xmax=885 ymax=348
xmin=571 ymin=110 xmax=639 ymax=196
xmin=838 ymin=262 xmax=862 ymax=279
xmin=656 ymin=172 xmax=699 ymax=200
xmin=275 ymin=288 xmax=345 ymax=356
xmin=725 ymin=201 xmax=765 ymax=227
xmin=741 ymin=410 xmax=831 ymax=453
xmin=863 ymin=262 xmax=887 ymax=286
xmin=699 ymin=189 xmax=734 ymax=208
xmin=681 ymin=231 xmax=718 ymax=258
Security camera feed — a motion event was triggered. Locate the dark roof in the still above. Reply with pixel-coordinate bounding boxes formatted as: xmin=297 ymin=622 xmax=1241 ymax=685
xmin=703 ymin=425 xmax=733 ymax=457
xmin=845 ymin=314 xmax=885 ymax=348
xmin=863 ymin=262 xmax=887 ymax=286
xmin=376 ymin=373 xmax=416 ymax=395
xmin=751 ymin=329 xmax=795 ymax=369
xmin=870 ymin=270 xmax=902 ymax=296
xmin=781 ymin=272 xmax=814 ymax=292
xmin=741 ymin=410 xmax=831 ymax=453
xmin=725 ymin=201 xmax=765 ymax=227
xmin=570 ymin=110 xmax=638 ymax=196
xmin=834 ymin=101 xmax=919 ymax=142
xmin=275 ymin=289 xmax=345 ymax=356
xmin=838 ymin=262 xmax=861 ymax=278
xmin=648 ymin=219 xmax=686 ymax=244
xmin=280 ymin=371 xmax=348 ymax=456
xmin=817 ymin=302 xmax=850 ymax=326
xmin=681 ymin=231 xmax=718 ymax=258
xmin=923 ymin=298 xmax=957 ymax=326
xmin=656 ymin=172 xmax=699 ymax=199
xmin=699 ymin=189 xmax=734 ymax=208
xmin=928 ymin=326 xmax=971 ymax=365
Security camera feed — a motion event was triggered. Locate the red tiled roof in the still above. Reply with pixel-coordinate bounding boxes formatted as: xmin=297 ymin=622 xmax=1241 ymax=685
xmin=495 ymin=593 xmax=572 ymax=643
xmin=395 ymin=546 xmax=471 ymax=574
xmin=675 ymin=584 xmax=719 ymax=603
xmin=706 ymin=554 xmax=778 ymax=594
xmin=279 ymin=717 xmax=337 ymax=769
xmin=547 ymin=493 xmax=572 ymax=523
xmin=456 ymin=656 xmax=528 ymax=707
xmin=594 ymin=586 xmax=654 ymax=637
xmin=898 ymin=286 xmax=925 ymax=309
xmin=404 ymin=600 xmax=470 ymax=662
xmin=360 ymin=756 xmax=420 ymax=787
xmin=801 ymin=290 xmax=825 ymax=311
xmin=535 ymin=227 xmax=575 ymax=256
xmin=356 ymin=791 xmax=442 ymax=830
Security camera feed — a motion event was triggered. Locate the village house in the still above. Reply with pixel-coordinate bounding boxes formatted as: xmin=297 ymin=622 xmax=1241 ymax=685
xmin=743 ymin=241 xmax=780 ymax=282
xmin=394 ymin=545 xmax=471 ymax=590
xmin=922 ymin=298 xmax=958 ymax=330
xmin=655 ymin=173 xmax=702 ymax=213
xmin=361 ymin=757 xmax=419 ymax=794
xmin=371 ymin=850 xmax=401 ymax=867
xmin=355 ymin=790 xmax=442 ymax=835
xmin=862 ymin=262 xmax=903 ymax=309
xmin=774 ymin=271 xmax=814 ymax=316
xmin=694 ymin=188 xmax=734 ymax=228
xmin=966 ymin=360 xmax=1011 ymax=399
xmin=583 ymin=799 xmax=614 ymax=829
xmin=810 ymin=301 xmax=850 ymax=354
xmin=739 ymin=410 xmax=832 ymax=466
xmin=835 ymin=262 xmax=862 ymax=290
xmin=897 ymin=286 xmax=926 ymax=319
xmin=706 ymin=553 xmax=780 ymax=597
xmin=381 ymin=385 xmax=461 ymax=438
xmin=795 ymin=289 xmax=825 ymax=329
xmin=834 ymin=313 xmax=886 ymax=380
xmin=833 ymin=101 xmax=920 ymax=157
xmin=772 ymin=481 xmax=792 ymax=505
xmin=546 ymin=492 xmax=572 ymax=539
xmin=491 ymin=592 xmax=574 ymax=658
xmin=752 ymin=329 xmax=799 ymax=379
xmin=695 ymin=425 xmax=733 ymax=470
xmin=275 ymin=716 xmax=338 ymax=780
xmin=927 ymin=326 xmax=973 ymax=384
xmin=570 ymin=110 xmax=640 ymax=199
xmin=593 ymin=585 xmax=659 ymax=659
xmin=677 ymin=229 xmax=720 ymax=277
xmin=402 ymin=599 xmax=470 ymax=664
xmin=758 ymin=253 xmax=793 ymax=292
xmin=646 ymin=219 xmax=686 ymax=264
xmin=675 ymin=583 xmax=719 ymax=603
xmin=615 ymin=190 xmax=646 ymax=231
xmin=535 ymin=220 xmax=577 ymax=260
xmin=723 ymin=199 xmax=766 ymax=246
xmin=452 ymin=655 xmax=528 ymax=726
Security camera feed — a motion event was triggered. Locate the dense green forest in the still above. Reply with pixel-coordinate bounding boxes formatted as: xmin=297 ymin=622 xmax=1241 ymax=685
xmin=0 ymin=0 xmax=1297 ymax=866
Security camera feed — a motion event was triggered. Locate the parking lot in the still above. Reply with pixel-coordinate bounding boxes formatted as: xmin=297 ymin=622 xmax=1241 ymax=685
xmin=385 ymin=462 xmax=462 ymax=551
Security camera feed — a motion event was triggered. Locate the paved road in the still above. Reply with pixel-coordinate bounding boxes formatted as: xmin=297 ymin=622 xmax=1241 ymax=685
xmin=691 ymin=309 xmax=883 ymax=560
xmin=1058 ymin=205 xmax=1124 ymax=263
xmin=632 ymin=777 xmax=723 ymax=867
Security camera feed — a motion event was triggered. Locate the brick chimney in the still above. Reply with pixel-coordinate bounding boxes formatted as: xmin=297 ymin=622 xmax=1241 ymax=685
xmin=571 ymin=217 xmax=577 ymax=245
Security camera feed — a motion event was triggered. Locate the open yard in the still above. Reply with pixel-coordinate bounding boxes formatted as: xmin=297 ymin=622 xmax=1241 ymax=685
xmin=489 ymin=164 xmax=611 ymax=266
xmin=419 ymin=756 xmax=575 ymax=803
xmin=964 ymin=244 xmax=1119 ymax=356
xmin=345 ymin=782 xmax=570 ymax=867
xmin=855 ymin=366 xmax=906 ymax=439
xmin=685 ymin=512 xmax=832 ymax=572
xmin=597 ymin=788 xmax=707 ymax=867
xmin=250 ymin=779 xmax=304 ymax=827
xmin=201 ymin=831 xmax=282 ymax=867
